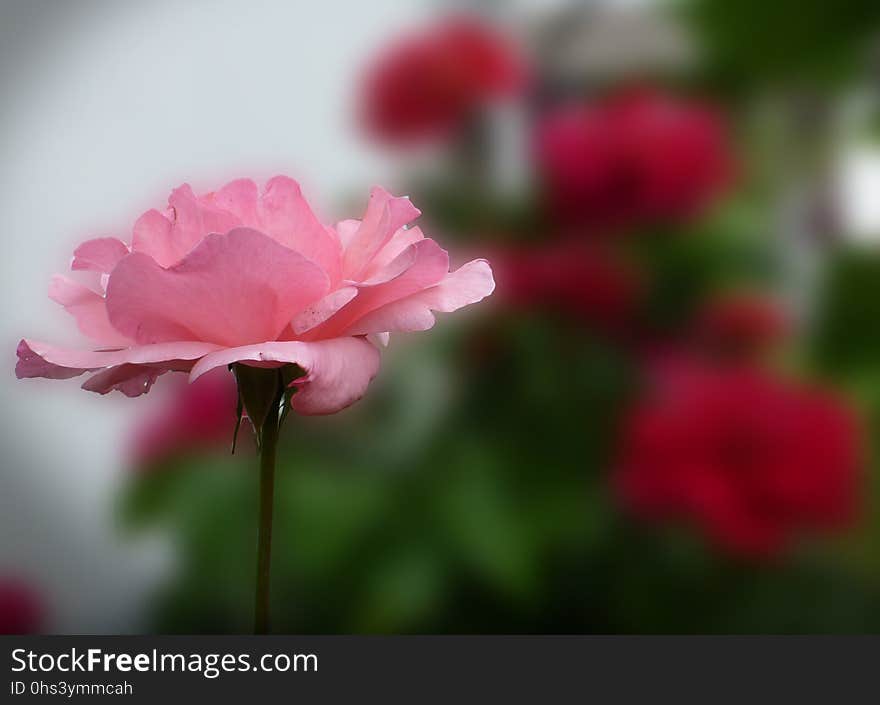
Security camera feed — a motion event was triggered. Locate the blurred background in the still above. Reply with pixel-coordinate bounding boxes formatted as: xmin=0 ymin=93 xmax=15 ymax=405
xmin=3 ymin=0 xmax=880 ymax=633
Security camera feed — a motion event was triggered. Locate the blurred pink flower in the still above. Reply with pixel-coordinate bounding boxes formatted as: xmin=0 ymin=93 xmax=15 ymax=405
xmin=0 ymin=578 xmax=43 ymax=634
xmin=492 ymin=240 xmax=640 ymax=333
xmin=360 ymin=16 xmax=526 ymax=144
xmin=17 ymin=177 xmax=495 ymax=415
xmin=131 ymin=367 xmax=241 ymax=466
xmin=535 ymin=89 xmax=733 ymax=232
xmin=615 ymin=361 xmax=861 ymax=559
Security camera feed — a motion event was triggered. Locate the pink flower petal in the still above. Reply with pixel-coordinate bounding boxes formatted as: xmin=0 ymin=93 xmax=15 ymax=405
xmin=15 ymin=340 xmax=217 ymax=397
xmin=71 ymin=237 xmax=130 ymax=273
xmin=363 ymin=225 xmax=425 ymax=278
xmin=335 ymin=219 xmax=361 ymax=250
xmin=168 ymin=184 xmax=241 ymax=254
xmin=347 ymin=258 xmax=495 ymax=334
xmin=209 ymin=178 xmax=260 ymax=224
xmin=290 ymin=286 xmax=358 ymax=335
xmin=15 ymin=339 xmax=220 ymax=382
xmin=48 ymin=275 xmax=131 ymax=346
xmin=131 ymin=185 xmax=240 ymax=268
xmin=131 ymin=209 xmax=175 ymax=267
xmin=81 ymin=364 xmax=165 ymax=397
xmin=107 ymin=228 xmax=330 ymax=346
xmin=15 ymin=340 xmax=87 ymax=380
xmin=257 ymin=176 xmax=342 ymax=283
xmin=314 ymin=238 xmax=449 ymax=338
xmin=342 ymin=187 xmax=420 ymax=279
xmin=189 ymin=337 xmax=381 ymax=415
xmin=356 ymin=240 xmax=419 ymax=286
xmin=289 ymin=337 xmax=381 ymax=415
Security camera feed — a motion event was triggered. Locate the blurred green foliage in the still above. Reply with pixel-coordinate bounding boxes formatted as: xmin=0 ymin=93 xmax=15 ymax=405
xmin=812 ymin=250 xmax=880 ymax=376
xmin=682 ymin=0 xmax=880 ymax=90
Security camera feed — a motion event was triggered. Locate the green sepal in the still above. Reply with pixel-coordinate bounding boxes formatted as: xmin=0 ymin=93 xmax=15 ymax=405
xmin=232 ymin=364 xmax=283 ymax=435
xmin=230 ymin=385 xmax=244 ymax=455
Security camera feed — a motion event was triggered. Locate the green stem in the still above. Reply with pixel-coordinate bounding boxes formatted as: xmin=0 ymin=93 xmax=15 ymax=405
xmin=254 ymin=393 xmax=281 ymax=634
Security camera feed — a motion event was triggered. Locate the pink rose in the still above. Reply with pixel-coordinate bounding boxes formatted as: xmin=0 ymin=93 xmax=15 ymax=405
xmin=16 ymin=177 xmax=495 ymax=415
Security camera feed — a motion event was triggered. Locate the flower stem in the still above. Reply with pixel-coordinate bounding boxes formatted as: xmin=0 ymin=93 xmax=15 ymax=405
xmin=254 ymin=392 xmax=281 ymax=634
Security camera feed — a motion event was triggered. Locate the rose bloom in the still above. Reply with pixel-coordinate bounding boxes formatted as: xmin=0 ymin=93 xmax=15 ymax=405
xmin=614 ymin=362 xmax=861 ymax=558
xmin=535 ymin=89 xmax=733 ymax=231
xmin=16 ymin=177 xmax=495 ymax=414
xmin=360 ymin=16 xmax=525 ymax=144
xmin=492 ymin=240 xmax=640 ymax=333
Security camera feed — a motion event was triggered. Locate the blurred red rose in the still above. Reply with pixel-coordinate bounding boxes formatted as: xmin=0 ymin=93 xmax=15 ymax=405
xmin=0 ymin=578 xmax=43 ymax=634
xmin=535 ymin=89 xmax=733 ymax=231
xmin=492 ymin=240 xmax=641 ymax=333
xmin=614 ymin=362 xmax=861 ymax=559
xmin=360 ymin=16 xmax=526 ymax=144
xmin=693 ymin=293 xmax=788 ymax=360
xmin=131 ymin=367 xmax=240 ymax=467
